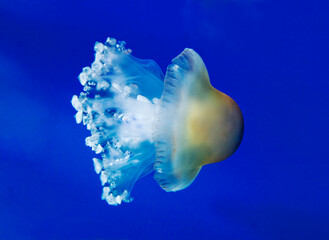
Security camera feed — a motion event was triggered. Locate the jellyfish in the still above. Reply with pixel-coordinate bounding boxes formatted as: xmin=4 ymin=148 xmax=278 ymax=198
xmin=72 ymin=37 xmax=243 ymax=205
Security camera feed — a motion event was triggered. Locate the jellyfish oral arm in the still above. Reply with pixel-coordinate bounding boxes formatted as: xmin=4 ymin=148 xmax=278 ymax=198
xmin=72 ymin=38 xmax=163 ymax=205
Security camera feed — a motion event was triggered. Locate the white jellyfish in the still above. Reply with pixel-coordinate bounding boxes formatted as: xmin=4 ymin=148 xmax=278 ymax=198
xmin=72 ymin=37 xmax=243 ymax=205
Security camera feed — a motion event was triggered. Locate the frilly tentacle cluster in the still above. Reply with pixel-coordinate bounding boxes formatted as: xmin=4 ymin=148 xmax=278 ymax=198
xmin=72 ymin=37 xmax=163 ymax=205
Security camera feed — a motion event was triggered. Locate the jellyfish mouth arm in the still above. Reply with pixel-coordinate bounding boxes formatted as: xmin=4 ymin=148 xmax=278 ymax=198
xmin=72 ymin=38 xmax=163 ymax=205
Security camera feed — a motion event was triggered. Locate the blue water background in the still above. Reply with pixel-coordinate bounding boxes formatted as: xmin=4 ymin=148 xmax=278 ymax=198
xmin=0 ymin=0 xmax=328 ymax=239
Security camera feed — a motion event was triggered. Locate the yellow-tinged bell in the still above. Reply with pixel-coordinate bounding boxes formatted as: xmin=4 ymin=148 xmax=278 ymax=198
xmin=154 ymin=48 xmax=244 ymax=192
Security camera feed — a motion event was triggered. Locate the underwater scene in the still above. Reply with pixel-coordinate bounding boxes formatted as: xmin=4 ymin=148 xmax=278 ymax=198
xmin=0 ymin=0 xmax=328 ymax=239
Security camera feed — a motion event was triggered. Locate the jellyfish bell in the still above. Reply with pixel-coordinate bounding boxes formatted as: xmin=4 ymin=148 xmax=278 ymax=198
xmin=72 ymin=37 xmax=243 ymax=205
xmin=154 ymin=48 xmax=244 ymax=192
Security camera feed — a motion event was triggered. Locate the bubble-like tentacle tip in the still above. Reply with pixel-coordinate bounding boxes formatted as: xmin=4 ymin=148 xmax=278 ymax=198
xmin=72 ymin=37 xmax=163 ymax=205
